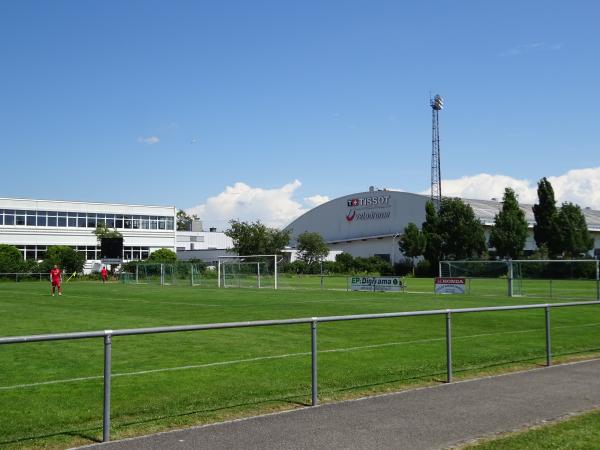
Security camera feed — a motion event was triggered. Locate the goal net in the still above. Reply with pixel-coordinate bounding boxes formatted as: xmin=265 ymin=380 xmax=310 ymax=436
xmin=127 ymin=263 xmax=177 ymax=286
xmin=440 ymin=259 xmax=600 ymax=299
xmin=218 ymin=255 xmax=278 ymax=289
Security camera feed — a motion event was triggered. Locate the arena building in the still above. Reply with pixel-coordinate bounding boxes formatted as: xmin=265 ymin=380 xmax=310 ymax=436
xmin=284 ymin=188 xmax=600 ymax=263
xmin=0 ymin=197 xmax=177 ymax=271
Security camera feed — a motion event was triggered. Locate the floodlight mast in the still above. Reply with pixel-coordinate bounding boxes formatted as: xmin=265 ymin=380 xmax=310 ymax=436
xmin=430 ymin=94 xmax=443 ymax=209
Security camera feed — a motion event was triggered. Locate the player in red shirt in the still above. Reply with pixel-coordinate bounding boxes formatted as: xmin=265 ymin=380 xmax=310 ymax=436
xmin=101 ymin=266 xmax=108 ymax=283
xmin=50 ymin=265 xmax=62 ymax=296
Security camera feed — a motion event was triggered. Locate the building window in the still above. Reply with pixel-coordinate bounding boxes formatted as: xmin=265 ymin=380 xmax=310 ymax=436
xmin=87 ymin=214 xmax=97 ymax=228
xmin=0 ymin=207 xmax=175 ymax=232
xmin=26 ymin=211 xmax=36 ymax=226
xmin=37 ymin=211 xmax=47 ymax=226
xmin=47 ymin=212 xmax=57 ymax=226
xmin=68 ymin=212 xmax=77 ymax=227
xmin=15 ymin=210 xmax=25 ymax=225
xmin=57 ymin=212 xmax=67 ymax=227
xmin=4 ymin=210 xmax=14 ymax=225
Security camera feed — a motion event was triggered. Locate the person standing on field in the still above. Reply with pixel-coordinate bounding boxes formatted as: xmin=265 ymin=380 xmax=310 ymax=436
xmin=101 ymin=266 xmax=108 ymax=283
xmin=50 ymin=264 xmax=62 ymax=296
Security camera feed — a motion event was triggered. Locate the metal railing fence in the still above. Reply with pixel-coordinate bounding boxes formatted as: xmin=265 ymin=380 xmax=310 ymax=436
xmin=1 ymin=300 xmax=599 ymax=442
xmin=0 ymin=272 xmax=75 ymax=282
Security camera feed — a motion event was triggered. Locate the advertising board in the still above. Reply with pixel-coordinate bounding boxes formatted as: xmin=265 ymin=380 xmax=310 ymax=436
xmin=434 ymin=277 xmax=466 ymax=294
xmin=351 ymin=276 xmax=403 ymax=292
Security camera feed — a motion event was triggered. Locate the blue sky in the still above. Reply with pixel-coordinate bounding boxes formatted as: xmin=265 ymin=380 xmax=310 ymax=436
xmin=1 ymin=1 xmax=599 ymax=227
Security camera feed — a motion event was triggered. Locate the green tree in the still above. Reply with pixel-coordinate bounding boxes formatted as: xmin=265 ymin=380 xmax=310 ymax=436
xmin=93 ymin=223 xmax=123 ymax=243
xmin=532 ymin=177 xmax=561 ymax=256
xmin=399 ymin=223 xmax=427 ymax=262
xmin=422 ymin=201 xmax=443 ymax=267
xmin=335 ymin=252 xmax=355 ymax=273
xmin=226 ymin=220 xmax=291 ymax=256
xmin=0 ymin=244 xmax=23 ymax=273
xmin=420 ymin=198 xmax=486 ymax=264
xmin=176 ymin=210 xmax=198 ymax=231
xmin=555 ymin=202 xmax=594 ymax=257
xmin=43 ymin=246 xmax=85 ymax=273
xmin=148 ymin=248 xmax=177 ymax=263
xmin=438 ymin=198 xmax=487 ymax=260
xmin=296 ymin=232 xmax=329 ymax=266
xmin=489 ymin=188 xmax=529 ymax=259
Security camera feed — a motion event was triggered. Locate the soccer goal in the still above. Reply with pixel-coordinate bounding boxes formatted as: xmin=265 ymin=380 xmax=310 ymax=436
xmin=440 ymin=259 xmax=600 ymax=299
xmin=218 ymin=255 xmax=279 ymax=289
xmin=129 ymin=263 xmax=177 ymax=286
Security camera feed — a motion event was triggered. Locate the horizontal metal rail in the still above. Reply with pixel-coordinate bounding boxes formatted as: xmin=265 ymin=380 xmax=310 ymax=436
xmin=1 ymin=301 xmax=598 ymax=345
xmin=1 ymin=300 xmax=599 ymax=442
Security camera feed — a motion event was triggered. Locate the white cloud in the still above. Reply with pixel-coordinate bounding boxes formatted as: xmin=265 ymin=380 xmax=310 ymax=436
xmin=500 ymin=42 xmax=564 ymax=57
xmin=423 ymin=166 xmax=600 ymax=209
xmin=186 ymin=180 xmax=327 ymax=229
xmin=304 ymin=194 xmax=330 ymax=208
xmin=137 ymin=136 xmax=160 ymax=145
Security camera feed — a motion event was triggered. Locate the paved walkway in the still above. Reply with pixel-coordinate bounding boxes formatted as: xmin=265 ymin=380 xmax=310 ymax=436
xmin=80 ymin=359 xmax=600 ymax=450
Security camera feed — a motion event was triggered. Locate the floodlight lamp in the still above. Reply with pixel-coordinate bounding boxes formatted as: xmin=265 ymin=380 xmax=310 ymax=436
xmin=431 ymin=95 xmax=444 ymax=110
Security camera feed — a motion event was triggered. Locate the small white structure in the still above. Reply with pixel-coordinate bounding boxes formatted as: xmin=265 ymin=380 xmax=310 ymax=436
xmin=176 ymin=230 xmax=233 ymax=251
xmin=280 ymin=248 xmax=343 ymax=263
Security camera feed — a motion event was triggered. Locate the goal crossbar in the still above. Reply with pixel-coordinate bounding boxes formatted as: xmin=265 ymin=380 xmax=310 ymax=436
xmin=217 ymin=255 xmax=280 ymax=289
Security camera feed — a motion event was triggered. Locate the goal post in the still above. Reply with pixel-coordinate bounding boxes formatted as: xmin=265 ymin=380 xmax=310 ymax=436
xmin=218 ymin=255 xmax=279 ymax=289
xmin=440 ymin=259 xmax=600 ymax=299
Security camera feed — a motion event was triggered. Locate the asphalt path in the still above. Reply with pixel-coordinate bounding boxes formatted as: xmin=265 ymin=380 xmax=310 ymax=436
xmin=79 ymin=359 xmax=600 ymax=450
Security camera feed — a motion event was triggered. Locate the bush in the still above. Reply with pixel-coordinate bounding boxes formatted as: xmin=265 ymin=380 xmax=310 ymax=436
xmin=393 ymin=259 xmax=414 ymax=276
xmin=414 ymin=260 xmax=434 ymax=277
xmin=148 ymin=248 xmax=177 ymax=263
xmin=42 ymin=246 xmax=85 ymax=274
xmin=0 ymin=244 xmax=23 ymax=273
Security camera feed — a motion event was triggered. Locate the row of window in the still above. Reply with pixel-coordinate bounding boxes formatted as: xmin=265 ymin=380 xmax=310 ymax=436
xmin=0 ymin=210 xmax=174 ymax=230
xmin=16 ymin=245 xmax=151 ymax=261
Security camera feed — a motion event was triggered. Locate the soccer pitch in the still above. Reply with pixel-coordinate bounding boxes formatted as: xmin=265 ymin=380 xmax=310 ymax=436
xmin=1 ymin=281 xmax=600 ymax=449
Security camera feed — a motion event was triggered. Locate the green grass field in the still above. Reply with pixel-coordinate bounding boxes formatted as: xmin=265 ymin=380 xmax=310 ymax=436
xmin=466 ymin=408 xmax=600 ymax=449
xmin=1 ymin=279 xmax=600 ymax=449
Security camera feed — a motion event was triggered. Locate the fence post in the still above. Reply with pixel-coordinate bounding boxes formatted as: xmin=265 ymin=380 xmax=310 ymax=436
xmin=596 ymin=260 xmax=599 ymax=301
xmin=311 ymin=319 xmax=318 ymax=406
xmin=507 ymin=259 xmax=514 ymax=297
xmin=135 ymin=265 xmax=138 ymax=284
xmin=545 ymin=306 xmax=552 ymax=367
xmin=274 ymin=256 xmax=278 ymax=290
xmin=446 ymin=311 xmax=453 ymax=383
xmin=217 ymin=261 xmax=221 ymax=288
xmin=103 ymin=332 xmax=113 ymax=442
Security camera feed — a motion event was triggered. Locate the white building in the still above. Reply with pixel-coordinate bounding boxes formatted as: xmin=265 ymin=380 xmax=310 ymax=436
xmin=284 ymin=189 xmax=600 ymax=262
xmin=176 ymin=230 xmax=233 ymax=251
xmin=0 ymin=197 xmax=176 ymax=270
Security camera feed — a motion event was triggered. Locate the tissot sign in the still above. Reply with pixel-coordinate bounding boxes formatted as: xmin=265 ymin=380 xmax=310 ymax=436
xmin=345 ymin=195 xmax=391 ymax=222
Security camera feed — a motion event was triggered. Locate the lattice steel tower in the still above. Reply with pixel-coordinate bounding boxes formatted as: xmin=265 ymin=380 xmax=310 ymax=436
xmin=430 ymin=94 xmax=444 ymax=208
